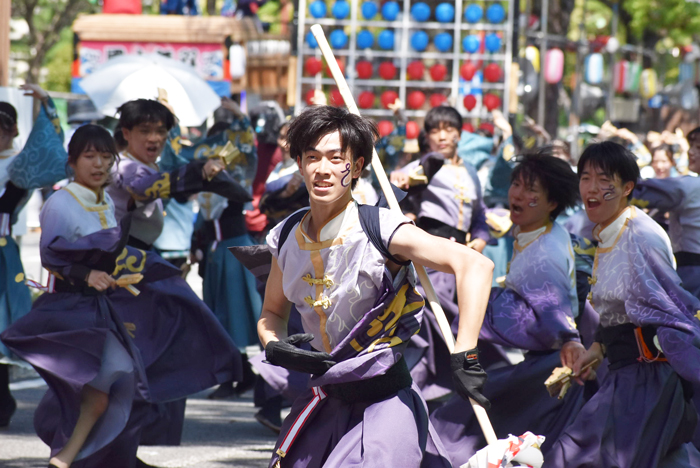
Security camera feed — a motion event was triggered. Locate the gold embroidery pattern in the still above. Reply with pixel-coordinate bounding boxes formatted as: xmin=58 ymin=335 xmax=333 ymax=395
xmin=144 ymin=173 xmax=171 ymax=199
xmin=112 ymin=248 xmax=147 ymax=276
xmin=304 ymin=295 xmax=332 ymax=309
xmin=629 ymin=198 xmax=650 ymax=209
xmin=302 ymin=274 xmax=334 ymax=288
xmin=123 ymin=322 xmax=136 ymax=339
xmin=350 ymin=284 xmax=425 ymax=353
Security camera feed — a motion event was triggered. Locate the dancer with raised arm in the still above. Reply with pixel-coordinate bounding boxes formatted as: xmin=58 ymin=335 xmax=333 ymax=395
xmin=257 ymin=105 xmax=493 ymax=468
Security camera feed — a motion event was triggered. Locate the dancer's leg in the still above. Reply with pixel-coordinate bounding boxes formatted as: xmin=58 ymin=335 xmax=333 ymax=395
xmin=49 ymin=385 xmax=109 ymax=468
xmin=0 ymin=363 xmax=16 ymax=427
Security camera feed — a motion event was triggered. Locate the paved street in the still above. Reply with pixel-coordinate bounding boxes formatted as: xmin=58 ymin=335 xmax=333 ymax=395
xmin=0 ymin=227 xmax=281 ymax=467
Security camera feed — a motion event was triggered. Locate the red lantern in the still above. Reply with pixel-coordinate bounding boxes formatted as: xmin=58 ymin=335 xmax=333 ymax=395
xmin=462 ymin=123 xmax=475 ymax=133
xmin=484 ymin=63 xmax=502 ymax=82
xmin=479 ymin=122 xmax=495 ymax=135
xmin=430 ymin=64 xmax=448 ymax=81
xmin=460 ymin=61 xmax=477 ymax=81
xmin=358 ymin=91 xmax=375 ymax=109
xmin=407 ymin=61 xmax=425 ymax=80
xmin=325 ymin=59 xmax=345 ymax=77
xmin=430 ymin=93 xmax=447 ymax=107
xmin=463 ymin=94 xmax=477 ymax=111
xmin=379 ymin=62 xmax=397 ymax=80
xmin=378 ymin=120 xmax=394 ymax=137
xmin=406 ymin=121 xmax=420 ymax=139
xmin=306 ymin=89 xmax=321 ymax=106
xmin=356 ymin=60 xmax=373 ymax=79
xmin=483 ymin=93 xmax=501 ymax=111
xmin=330 ymin=88 xmax=344 ymax=106
xmin=407 ymin=90 xmax=426 ymax=109
xmin=305 ymin=57 xmax=323 ymax=76
xmin=381 ymin=90 xmax=399 ymax=109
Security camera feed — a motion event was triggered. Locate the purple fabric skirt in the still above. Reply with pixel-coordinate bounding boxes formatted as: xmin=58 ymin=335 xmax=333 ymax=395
xmin=408 ymin=269 xmax=457 ymax=401
xmin=546 ymin=361 xmax=698 ymax=468
xmin=109 ymin=275 xmax=243 ymax=445
xmin=268 ymin=382 xmax=451 ymax=468
xmin=430 ymin=351 xmax=589 ymax=467
xmin=0 ymin=291 xmax=147 ymax=465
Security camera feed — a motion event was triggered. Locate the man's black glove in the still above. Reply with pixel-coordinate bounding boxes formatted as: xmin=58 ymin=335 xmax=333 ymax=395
xmin=265 ymin=333 xmax=336 ymax=375
xmin=450 ymin=348 xmax=491 ymax=409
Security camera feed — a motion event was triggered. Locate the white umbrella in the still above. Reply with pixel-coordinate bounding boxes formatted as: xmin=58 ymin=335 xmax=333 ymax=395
xmin=79 ymin=53 xmax=222 ymax=127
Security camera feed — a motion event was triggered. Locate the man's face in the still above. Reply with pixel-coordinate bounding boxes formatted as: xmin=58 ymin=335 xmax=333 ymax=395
xmin=297 ymin=130 xmax=364 ymax=207
xmin=427 ymin=122 xmax=460 ymax=158
xmin=579 ymin=162 xmax=632 ymax=225
xmin=122 ymin=121 xmax=169 ymax=164
xmin=508 ymin=174 xmax=556 ymax=232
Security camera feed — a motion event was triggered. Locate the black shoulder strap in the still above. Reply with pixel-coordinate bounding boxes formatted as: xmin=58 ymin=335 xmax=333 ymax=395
xmin=358 ymin=204 xmax=411 ymax=266
xmin=278 ymin=209 xmax=309 ymax=255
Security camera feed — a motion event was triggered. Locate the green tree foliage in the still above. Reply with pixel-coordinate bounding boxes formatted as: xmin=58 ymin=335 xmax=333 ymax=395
xmin=11 ymin=0 xmax=97 ymax=84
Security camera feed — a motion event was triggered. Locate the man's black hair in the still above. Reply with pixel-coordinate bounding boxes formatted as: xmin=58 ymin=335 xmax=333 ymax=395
xmin=424 ymin=105 xmax=462 ymax=133
xmin=287 ymin=105 xmax=377 ymax=189
xmin=207 ymin=121 xmax=231 ymax=138
xmin=115 ymin=99 xmax=175 ymax=135
xmin=687 ymin=126 xmax=700 ymax=144
xmin=511 ymin=148 xmax=580 ymax=219
xmin=577 ymin=141 xmax=640 ymax=199
xmin=0 ymin=102 xmax=17 ymax=133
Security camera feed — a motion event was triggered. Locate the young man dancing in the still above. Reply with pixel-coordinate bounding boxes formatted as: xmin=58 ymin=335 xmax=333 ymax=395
xmin=257 ymin=105 xmax=494 ymax=467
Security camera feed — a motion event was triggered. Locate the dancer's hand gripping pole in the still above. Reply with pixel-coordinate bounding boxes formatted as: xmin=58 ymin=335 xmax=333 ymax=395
xmin=310 ymin=24 xmax=497 ymax=446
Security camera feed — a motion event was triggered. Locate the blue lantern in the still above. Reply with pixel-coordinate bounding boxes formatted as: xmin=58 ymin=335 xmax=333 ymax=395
xmin=357 ymin=30 xmax=374 ymax=49
xmin=462 ymin=35 xmax=480 ymax=53
xmin=486 ymin=4 xmax=506 ymax=23
xmin=332 ymin=1 xmax=350 ymax=19
xmin=361 ymin=1 xmax=378 ymax=19
xmin=484 ymin=34 xmax=501 ymax=52
xmin=309 ymin=0 xmax=326 ymax=18
xmin=306 ymin=31 xmax=318 ymax=48
xmin=411 ymin=2 xmax=431 ymax=22
xmin=464 ymin=4 xmax=483 ymax=23
xmin=411 ymin=31 xmax=429 ymax=52
xmin=330 ymin=29 xmax=348 ymax=48
xmin=435 ymin=3 xmax=455 ymax=22
xmin=434 ymin=32 xmax=453 ymax=52
xmin=382 ymin=1 xmax=400 ymax=21
xmin=378 ymin=30 xmax=395 ymax=50
xmin=584 ymin=53 xmax=604 ymax=85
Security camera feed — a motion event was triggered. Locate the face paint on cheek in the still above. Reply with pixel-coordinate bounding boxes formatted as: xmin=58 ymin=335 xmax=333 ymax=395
xmin=340 ymin=163 xmax=351 ymax=187
xmin=602 ymin=184 xmax=618 ymax=201
xmin=528 ymin=196 xmax=539 ymax=207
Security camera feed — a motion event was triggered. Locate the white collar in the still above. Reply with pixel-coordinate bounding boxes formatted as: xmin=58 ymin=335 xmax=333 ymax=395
xmin=64 ymin=182 xmax=104 ymax=206
xmin=122 ymin=151 xmax=159 ymax=171
xmin=301 ymin=200 xmax=357 ymax=243
xmin=594 ymin=207 xmax=632 ymax=248
xmin=514 ymin=224 xmax=548 ymax=248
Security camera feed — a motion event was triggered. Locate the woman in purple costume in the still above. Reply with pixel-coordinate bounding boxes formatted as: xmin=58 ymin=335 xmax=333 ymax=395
xmin=431 ymin=151 xmax=592 ymax=465
xmin=257 ymin=105 xmax=495 ymax=467
xmin=1 ymin=126 xmax=159 ymax=468
xmin=546 ymin=141 xmax=700 ymax=467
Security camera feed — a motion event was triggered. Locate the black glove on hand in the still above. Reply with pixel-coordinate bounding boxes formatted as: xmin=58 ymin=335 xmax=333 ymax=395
xmin=450 ymin=348 xmax=491 ymax=409
xmin=265 ymin=333 xmax=336 ymax=375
